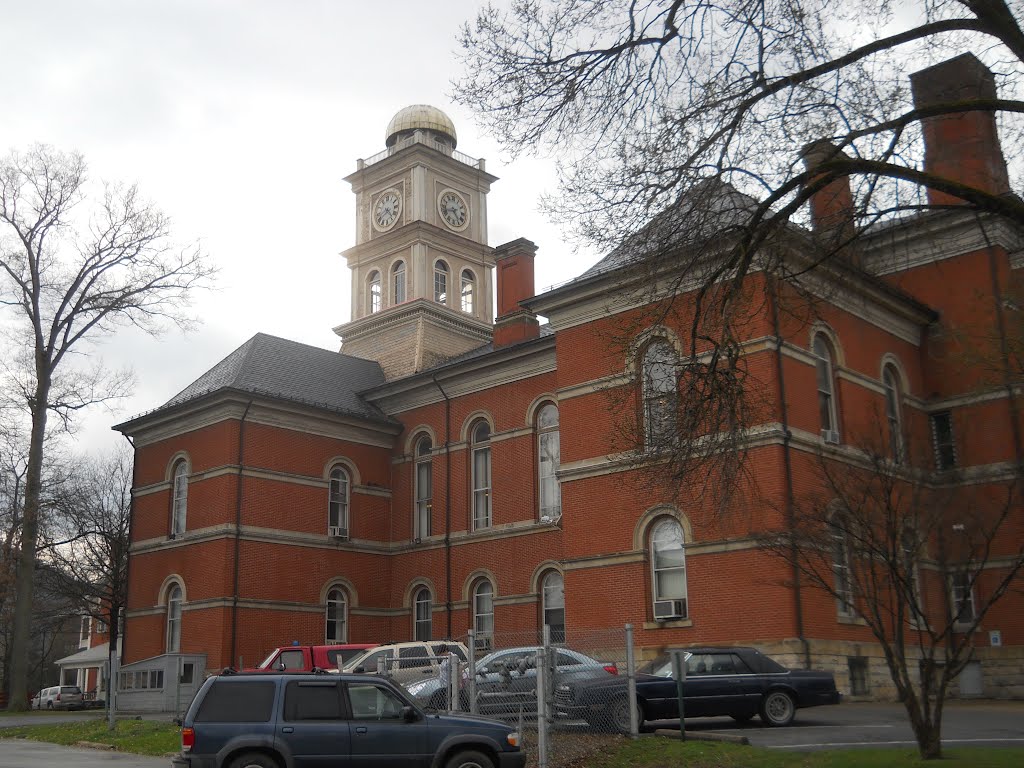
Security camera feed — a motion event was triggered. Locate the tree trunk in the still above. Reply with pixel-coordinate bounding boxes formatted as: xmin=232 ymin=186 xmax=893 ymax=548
xmin=6 ymin=376 xmax=49 ymax=711
xmin=905 ymin=701 xmax=943 ymax=759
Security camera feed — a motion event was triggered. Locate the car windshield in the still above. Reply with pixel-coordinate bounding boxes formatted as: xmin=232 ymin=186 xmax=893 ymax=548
xmin=257 ymin=650 xmax=279 ymax=669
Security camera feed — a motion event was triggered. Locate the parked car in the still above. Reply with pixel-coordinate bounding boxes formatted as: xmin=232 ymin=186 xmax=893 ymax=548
xmin=31 ymin=685 xmax=83 ymax=710
xmin=341 ymin=640 xmax=469 ymax=686
xmin=250 ymin=643 xmax=375 ymax=673
xmin=406 ymin=645 xmax=618 ymax=716
xmin=172 ymin=669 xmax=524 ymax=768
xmin=555 ymin=646 xmax=841 ymax=732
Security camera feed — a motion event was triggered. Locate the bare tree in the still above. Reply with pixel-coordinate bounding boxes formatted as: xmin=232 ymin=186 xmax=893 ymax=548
xmin=0 ymin=144 xmax=214 ymax=710
xmin=45 ymin=446 xmax=132 ymax=727
xmin=761 ymin=423 xmax=1024 ymax=758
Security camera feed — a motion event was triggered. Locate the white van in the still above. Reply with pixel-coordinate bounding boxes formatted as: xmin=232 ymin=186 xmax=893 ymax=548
xmin=32 ymin=685 xmax=83 ymax=710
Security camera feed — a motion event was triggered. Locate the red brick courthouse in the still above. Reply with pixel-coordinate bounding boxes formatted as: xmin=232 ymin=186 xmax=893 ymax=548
xmin=116 ymin=55 xmax=1024 ymax=706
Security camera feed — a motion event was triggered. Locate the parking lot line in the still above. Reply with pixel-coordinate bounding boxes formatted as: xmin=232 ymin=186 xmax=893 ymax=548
xmin=769 ymin=738 xmax=1024 ymax=749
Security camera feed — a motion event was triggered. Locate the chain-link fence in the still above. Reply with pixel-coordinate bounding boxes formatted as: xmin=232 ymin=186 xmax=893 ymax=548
xmin=369 ymin=626 xmax=637 ymax=768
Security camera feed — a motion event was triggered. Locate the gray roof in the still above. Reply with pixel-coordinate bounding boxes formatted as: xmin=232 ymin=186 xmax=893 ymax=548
xmin=158 ymin=333 xmax=393 ymax=423
xmin=57 ymin=642 xmax=110 ymax=667
xmin=572 ymin=179 xmax=766 ymax=284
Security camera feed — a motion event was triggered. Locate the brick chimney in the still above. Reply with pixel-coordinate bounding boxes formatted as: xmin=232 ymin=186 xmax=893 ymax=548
xmin=910 ymin=53 xmax=1010 ymax=207
xmin=801 ymin=139 xmax=859 ymax=265
xmin=493 ymin=238 xmax=540 ymax=347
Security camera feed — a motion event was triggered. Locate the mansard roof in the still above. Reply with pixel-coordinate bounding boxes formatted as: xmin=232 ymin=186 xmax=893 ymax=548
xmin=129 ymin=333 xmax=394 ymax=427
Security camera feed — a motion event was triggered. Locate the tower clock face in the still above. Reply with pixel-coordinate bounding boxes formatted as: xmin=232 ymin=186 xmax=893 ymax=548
xmin=438 ymin=189 xmax=469 ymax=230
xmin=373 ymin=189 xmax=402 ymax=231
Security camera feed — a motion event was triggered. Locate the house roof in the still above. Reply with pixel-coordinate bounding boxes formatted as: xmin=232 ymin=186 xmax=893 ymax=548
xmin=122 ymin=333 xmax=395 ymax=428
xmin=57 ymin=642 xmax=110 ymax=667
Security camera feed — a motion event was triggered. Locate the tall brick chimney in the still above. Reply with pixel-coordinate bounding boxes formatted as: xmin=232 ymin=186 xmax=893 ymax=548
xmin=910 ymin=53 xmax=1011 ymax=207
xmin=801 ymin=139 xmax=858 ymax=262
xmin=493 ymin=238 xmax=540 ymax=347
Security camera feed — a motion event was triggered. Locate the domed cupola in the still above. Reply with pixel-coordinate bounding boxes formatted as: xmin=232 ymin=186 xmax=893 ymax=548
xmin=385 ymin=105 xmax=458 ymax=152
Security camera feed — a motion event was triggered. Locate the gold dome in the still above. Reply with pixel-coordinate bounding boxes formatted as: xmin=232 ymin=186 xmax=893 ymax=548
xmin=385 ymin=105 xmax=458 ymax=148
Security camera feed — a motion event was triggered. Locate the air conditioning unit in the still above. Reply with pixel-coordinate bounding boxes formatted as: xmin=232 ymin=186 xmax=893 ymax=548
xmin=653 ymin=599 xmax=686 ymax=621
xmin=820 ymin=429 xmax=841 ymax=445
xmin=328 ymin=526 xmax=349 ymax=540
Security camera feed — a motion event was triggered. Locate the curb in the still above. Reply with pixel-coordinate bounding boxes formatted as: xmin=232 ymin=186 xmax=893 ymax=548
xmin=75 ymin=740 xmax=116 ymax=750
xmin=653 ymin=728 xmax=750 ymax=745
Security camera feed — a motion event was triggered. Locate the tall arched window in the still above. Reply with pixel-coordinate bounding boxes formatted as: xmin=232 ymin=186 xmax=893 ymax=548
xmin=813 ymin=334 xmax=840 ymax=442
xmin=461 ymin=269 xmax=475 ymax=313
xmin=369 ymin=271 xmax=382 ymax=313
xmin=537 ymin=404 xmax=561 ymax=522
xmin=166 ymin=584 xmax=182 ymax=653
xmin=414 ymin=436 xmax=432 ymax=540
xmin=326 ymin=587 xmax=348 ymax=643
xmin=434 ymin=261 xmax=449 ymax=304
xmin=392 ymin=261 xmax=407 ymax=305
xmin=883 ymin=364 xmax=903 ymax=463
xmin=471 ymin=421 xmax=492 ymax=530
xmin=171 ymin=459 xmax=189 ymax=537
xmin=829 ymin=513 xmax=854 ymax=616
xmin=650 ymin=519 xmax=688 ymax=620
xmin=414 ymin=587 xmax=432 ymax=641
xmin=542 ymin=571 xmax=565 ymax=643
xmin=473 ymin=579 xmax=494 ymax=651
xmin=642 ymin=340 xmax=678 ymax=448
xmin=329 ymin=466 xmax=350 ymax=538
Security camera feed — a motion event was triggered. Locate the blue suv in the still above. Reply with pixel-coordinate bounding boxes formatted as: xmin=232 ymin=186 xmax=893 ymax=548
xmin=172 ymin=670 xmax=524 ymax=768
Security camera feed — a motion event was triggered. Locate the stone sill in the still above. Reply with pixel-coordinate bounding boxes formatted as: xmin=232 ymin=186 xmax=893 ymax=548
xmin=643 ymin=618 xmax=694 ymax=630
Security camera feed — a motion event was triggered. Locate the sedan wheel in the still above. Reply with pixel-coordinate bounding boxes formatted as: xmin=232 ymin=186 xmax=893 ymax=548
xmin=760 ymin=690 xmax=795 ymax=727
xmin=609 ymin=695 xmax=643 ymax=734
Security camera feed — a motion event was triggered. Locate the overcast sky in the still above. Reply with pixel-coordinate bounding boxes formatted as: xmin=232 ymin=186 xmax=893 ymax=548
xmin=1 ymin=0 xmax=600 ymax=454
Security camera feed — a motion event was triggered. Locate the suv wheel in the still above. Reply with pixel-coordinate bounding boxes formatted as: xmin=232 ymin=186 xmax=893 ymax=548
xmin=228 ymin=752 xmax=279 ymax=768
xmin=445 ymin=749 xmax=494 ymax=768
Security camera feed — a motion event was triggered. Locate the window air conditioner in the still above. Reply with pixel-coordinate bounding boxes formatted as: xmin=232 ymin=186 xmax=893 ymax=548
xmin=820 ymin=429 xmax=841 ymax=445
xmin=653 ymin=599 xmax=686 ymax=621
xmin=328 ymin=526 xmax=349 ymax=540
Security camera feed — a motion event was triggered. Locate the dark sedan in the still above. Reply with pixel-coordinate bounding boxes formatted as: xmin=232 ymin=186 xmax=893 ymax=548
xmin=555 ymin=646 xmax=840 ymax=733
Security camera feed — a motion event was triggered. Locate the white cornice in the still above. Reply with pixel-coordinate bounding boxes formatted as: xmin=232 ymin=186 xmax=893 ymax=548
xmin=859 ymin=211 xmax=1023 ymax=275
xmin=334 ymin=298 xmax=493 ymax=342
xmin=123 ymin=393 xmax=398 ymax=449
xmin=345 ymin=143 xmax=498 ymax=191
xmin=341 ymin=220 xmax=495 ymax=267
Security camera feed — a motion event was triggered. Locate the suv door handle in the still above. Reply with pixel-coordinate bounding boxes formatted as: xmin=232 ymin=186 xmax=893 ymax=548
xmin=355 ymin=726 xmax=367 ymax=734
xmin=281 ymin=727 xmax=294 ymax=733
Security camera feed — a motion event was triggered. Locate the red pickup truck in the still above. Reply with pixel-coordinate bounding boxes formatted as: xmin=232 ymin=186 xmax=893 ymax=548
xmin=252 ymin=643 xmax=375 ymax=673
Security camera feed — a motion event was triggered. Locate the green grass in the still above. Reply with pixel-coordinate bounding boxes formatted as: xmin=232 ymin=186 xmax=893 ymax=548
xmin=0 ymin=717 xmax=180 ymax=756
xmin=2 ymin=720 xmax=1023 ymax=766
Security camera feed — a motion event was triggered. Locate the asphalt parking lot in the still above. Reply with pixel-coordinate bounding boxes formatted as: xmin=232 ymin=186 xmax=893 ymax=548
xmin=639 ymin=700 xmax=1024 ymax=750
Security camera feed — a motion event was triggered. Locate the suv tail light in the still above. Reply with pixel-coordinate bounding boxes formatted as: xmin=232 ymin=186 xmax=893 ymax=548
xmin=181 ymin=727 xmax=195 ymax=751
xmin=603 ymin=664 xmax=619 ymax=675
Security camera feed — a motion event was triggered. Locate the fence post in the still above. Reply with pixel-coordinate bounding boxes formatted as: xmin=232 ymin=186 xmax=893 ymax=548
xmin=467 ymin=629 xmax=478 ymax=714
xmin=537 ymin=624 xmax=550 ymax=768
xmin=671 ymin=650 xmax=686 ymax=741
xmin=448 ymin=652 xmax=459 ymax=711
xmin=625 ymin=624 xmax=638 ymax=738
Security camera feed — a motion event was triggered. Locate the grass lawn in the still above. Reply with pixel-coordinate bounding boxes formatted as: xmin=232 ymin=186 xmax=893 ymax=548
xmin=1 ymin=720 xmax=1023 ymax=767
xmin=0 ymin=717 xmax=180 ymax=756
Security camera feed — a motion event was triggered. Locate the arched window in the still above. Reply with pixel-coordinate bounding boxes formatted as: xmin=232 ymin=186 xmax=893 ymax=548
xmin=471 ymin=421 xmax=492 ymax=530
xmin=642 ymin=340 xmax=678 ymax=448
xmin=883 ymin=364 xmax=903 ymax=463
xmin=434 ymin=261 xmax=449 ymax=304
xmin=326 ymin=587 xmax=348 ymax=643
xmin=414 ymin=587 xmax=432 ymax=641
xmin=829 ymin=513 xmax=854 ymax=616
xmin=369 ymin=271 xmax=382 ymax=314
xmin=542 ymin=571 xmax=565 ymax=643
xmin=461 ymin=269 xmax=475 ymax=313
xmin=813 ymin=334 xmax=840 ymax=441
xmin=472 ymin=579 xmax=494 ymax=651
xmin=329 ymin=466 xmax=350 ymax=538
xmin=414 ymin=436 xmax=432 ymax=540
xmin=171 ymin=459 xmax=189 ymax=537
xmin=537 ymin=404 xmax=561 ymax=522
xmin=166 ymin=584 xmax=182 ymax=653
xmin=392 ymin=261 xmax=407 ymax=305
xmin=650 ymin=519 xmax=688 ymax=620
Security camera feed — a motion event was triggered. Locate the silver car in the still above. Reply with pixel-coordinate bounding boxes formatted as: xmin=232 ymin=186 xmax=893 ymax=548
xmin=405 ymin=646 xmax=618 ymax=716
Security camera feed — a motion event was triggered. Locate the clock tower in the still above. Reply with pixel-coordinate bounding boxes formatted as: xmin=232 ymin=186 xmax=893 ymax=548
xmin=334 ymin=105 xmax=498 ymax=379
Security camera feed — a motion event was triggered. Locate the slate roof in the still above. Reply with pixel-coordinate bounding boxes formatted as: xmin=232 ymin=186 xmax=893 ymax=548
xmin=155 ymin=333 xmax=393 ymax=424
